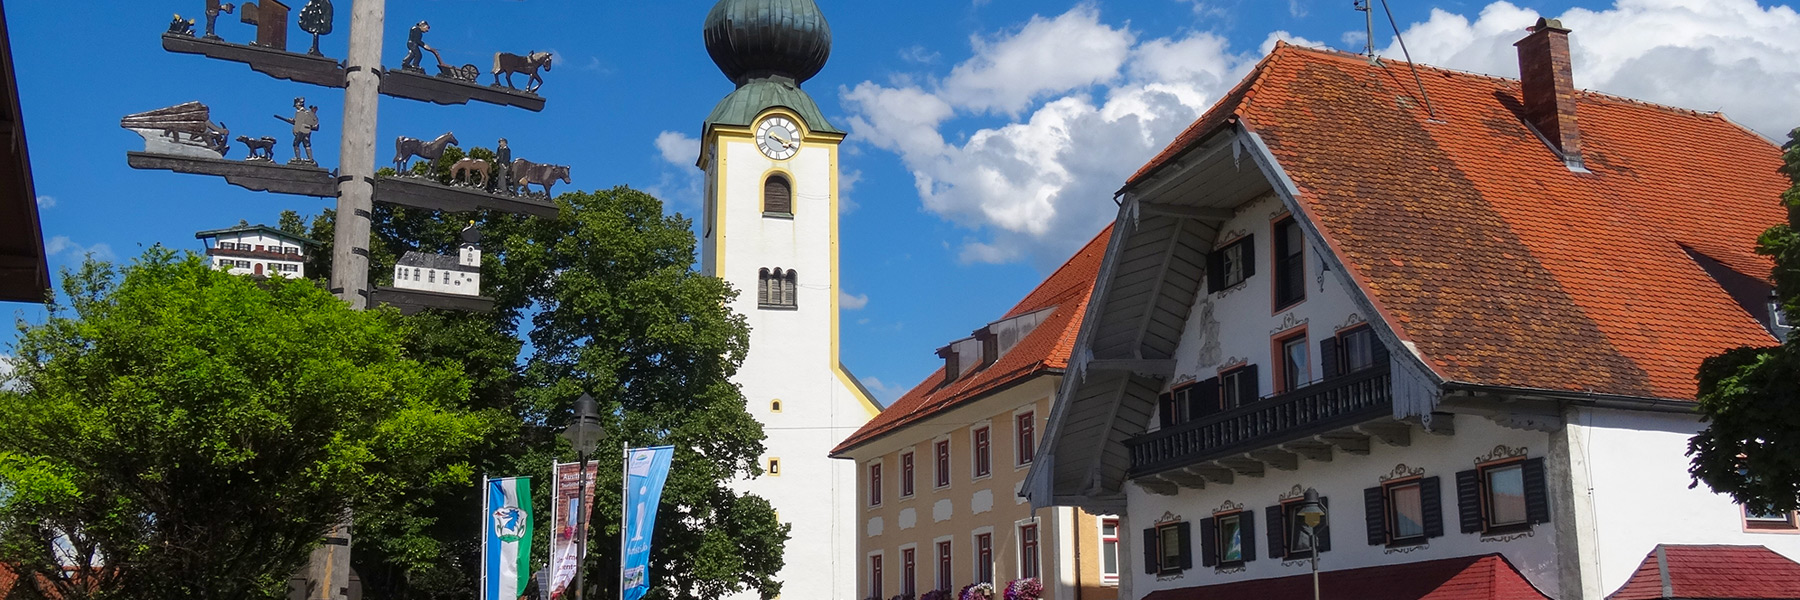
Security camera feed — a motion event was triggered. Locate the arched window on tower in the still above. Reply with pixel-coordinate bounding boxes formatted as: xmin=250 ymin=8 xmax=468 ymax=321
xmin=764 ymin=174 xmax=792 ymax=215
xmin=758 ymin=268 xmax=771 ymax=305
xmin=783 ymin=269 xmax=797 ymax=307
xmin=758 ymin=267 xmax=798 ymax=309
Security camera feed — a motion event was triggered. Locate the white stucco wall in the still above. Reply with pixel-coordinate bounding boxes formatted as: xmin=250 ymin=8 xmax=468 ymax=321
xmin=1126 ymin=418 xmax=1561 ymax=597
xmin=389 ymin=265 xmax=479 ymax=295
xmin=702 ymin=112 xmax=877 ymax=600
xmin=1580 ymin=407 xmax=1800 ymax=595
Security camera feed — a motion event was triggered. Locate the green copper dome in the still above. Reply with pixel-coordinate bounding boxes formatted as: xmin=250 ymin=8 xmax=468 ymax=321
xmin=703 ymin=0 xmax=833 ymax=87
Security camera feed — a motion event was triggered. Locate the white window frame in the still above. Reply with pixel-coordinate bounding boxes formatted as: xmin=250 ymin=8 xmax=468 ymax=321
xmin=1098 ymin=516 xmax=1121 ymax=584
xmin=970 ymin=420 xmax=993 ymax=481
xmin=933 ymin=535 xmax=955 ymax=592
xmin=867 ymin=549 xmax=885 ymax=600
xmin=1014 ymin=517 xmax=1041 ymax=581
xmin=1014 ymin=407 xmax=1037 ymax=468
xmin=971 ymin=526 xmax=996 ymax=585
xmin=898 ymin=543 xmax=919 ymax=597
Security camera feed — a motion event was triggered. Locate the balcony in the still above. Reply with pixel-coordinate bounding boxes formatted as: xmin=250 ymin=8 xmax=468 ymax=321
xmin=1126 ymin=366 xmax=1392 ymax=478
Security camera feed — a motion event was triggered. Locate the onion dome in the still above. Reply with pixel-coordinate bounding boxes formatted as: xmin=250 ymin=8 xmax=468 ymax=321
xmin=703 ymin=0 xmax=833 ymax=87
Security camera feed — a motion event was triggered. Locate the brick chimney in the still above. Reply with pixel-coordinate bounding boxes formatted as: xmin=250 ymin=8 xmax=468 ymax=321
xmin=1514 ymin=17 xmax=1584 ymax=169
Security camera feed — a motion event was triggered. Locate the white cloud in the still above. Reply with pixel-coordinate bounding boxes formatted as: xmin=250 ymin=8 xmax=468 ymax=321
xmin=648 ymin=131 xmax=704 ymax=209
xmin=840 ymin=169 xmax=864 ymax=214
xmin=899 ymin=45 xmax=942 ymax=65
xmin=654 ymin=131 xmax=700 ymax=167
xmin=842 ymin=0 xmax=1800 ymax=268
xmin=840 ymin=291 xmax=869 ymax=310
xmin=1289 ymin=0 xmax=1309 ymax=18
xmin=45 ymin=236 xmax=113 ymax=261
xmin=859 ymin=376 xmax=911 ymax=405
xmin=35 ymin=195 xmax=55 ymax=209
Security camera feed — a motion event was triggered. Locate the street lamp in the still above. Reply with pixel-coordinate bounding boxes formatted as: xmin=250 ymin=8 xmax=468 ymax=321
xmin=560 ymin=393 xmax=605 ymax=600
xmin=1296 ymin=488 xmax=1327 ymax=600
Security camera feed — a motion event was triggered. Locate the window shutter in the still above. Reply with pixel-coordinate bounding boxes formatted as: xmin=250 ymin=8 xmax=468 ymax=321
xmin=1524 ymin=457 xmax=1551 ymax=524
xmin=1158 ymin=392 xmax=1175 ymax=427
xmin=1317 ymin=497 xmax=1332 ymax=552
xmin=1363 ymin=486 xmax=1386 ymax=545
xmin=764 ymin=176 xmax=792 ymax=213
xmin=1207 ymin=251 xmax=1225 ymax=293
xmin=1240 ymin=364 xmax=1260 ymax=402
xmin=1194 ymin=377 xmax=1221 ymax=416
xmin=1199 ymin=518 xmax=1217 ymax=567
xmin=1319 ymin=337 xmax=1341 ymax=379
xmin=1421 ymin=476 xmax=1445 ymax=538
xmin=1177 ymin=521 xmax=1194 ymax=570
xmin=1142 ymin=528 xmax=1158 ymax=574
xmin=1241 ymin=235 xmax=1257 ymax=278
xmin=1241 ymin=511 xmax=1257 ymax=562
xmin=1265 ymin=506 xmax=1286 ymax=559
xmin=1456 ymin=469 xmax=1483 ymax=533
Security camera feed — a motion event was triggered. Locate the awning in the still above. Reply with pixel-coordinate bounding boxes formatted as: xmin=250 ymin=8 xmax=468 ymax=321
xmin=1143 ymin=554 xmax=1549 ymax=600
xmin=1609 ymin=545 xmax=1800 ymax=600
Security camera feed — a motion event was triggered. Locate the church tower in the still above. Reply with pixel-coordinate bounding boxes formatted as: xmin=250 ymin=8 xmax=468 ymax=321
xmin=697 ymin=1 xmax=881 ymax=599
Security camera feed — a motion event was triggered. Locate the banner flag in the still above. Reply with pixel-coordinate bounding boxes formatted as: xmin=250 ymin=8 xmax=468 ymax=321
xmin=546 ymin=461 xmax=601 ymax=600
xmin=482 ymin=477 xmax=534 ymax=600
xmin=620 ymin=446 xmax=673 ymax=600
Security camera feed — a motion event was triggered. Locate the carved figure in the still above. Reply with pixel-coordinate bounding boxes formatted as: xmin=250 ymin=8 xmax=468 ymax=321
xmin=511 ymin=159 xmax=570 ymax=197
xmin=297 ymin=0 xmax=332 ymax=56
xmin=203 ymin=1 xmax=235 ymax=40
xmin=392 ymin=132 xmax=459 ymax=172
xmin=452 ymin=158 xmax=490 ymax=187
xmin=168 ymin=14 xmax=197 ymax=36
xmin=274 ymin=97 xmax=320 ymax=165
xmin=401 ymin=21 xmax=431 ymax=72
xmin=492 ymin=138 xmax=512 ymax=193
xmin=492 ymin=52 xmax=553 ymax=93
xmin=122 ymin=101 xmax=231 ymax=158
xmin=239 ymin=1 xmax=290 ymax=51
xmin=236 ymin=135 xmax=278 ymax=161
xmin=424 ymin=48 xmax=481 ymax=82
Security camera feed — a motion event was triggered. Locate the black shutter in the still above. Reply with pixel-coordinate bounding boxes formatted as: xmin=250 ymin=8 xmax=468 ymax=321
xmin=1207 ymin=250 xmax=1225 ymax=293
xmin=1177 ymin=521 xmax=1194 ymax=570
xmin=1240 ymin=364 xmax=1260 ymax=402
xmin=1319 ymin=337 xmax=1341 ymax=379
xmin=1158 ymin=393 xmax=1175 ymax=427
xmin=1200 ymin=517 xmax=1217 ymax=567
xmin=1241 ymin=511 xmax=1257 ymax=562
xmin=1524 ymin=457 xmax=1551 ymax=524
xmin=1143 ymin=527 xmax=1158 ymax=574
xmin=1421 ymin=476 xmax=1445 ymax=538
xmin=1241 ymin=236 xmax=1256 ymax=279
xmin=1364 ymin=486 xmax=1387 ymax=546
xmin=1317 ymin=497 xmax=1332 ymax=552
xmin=1266 ymin=506 xmax=1286 ymax=559
xmin=1456 ymin=469 xmax=1483 ymax=533
xmin=1193 ymin=377 xmax=1221 ymax=417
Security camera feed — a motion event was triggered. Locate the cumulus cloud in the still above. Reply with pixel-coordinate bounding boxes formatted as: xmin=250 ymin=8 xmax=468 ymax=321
xmin=35 ymin=195 xmax=55 ymax=209
xmin=859 ymin=376 xmax=910 ymax=406
xmin=648 ymin=131 xmax=703 ymax=209
xmin=840 ymin=169 xmax=864 ymax=214
xmin=840 ymin=291 xmax=869 ymax=310
xmin=842 ymin=0 xmax=1800 ymax=268
xmin=45 ymin=236 xmax=113 ymax=261
xmin=654 ymin=131 xmax=700 ymax=167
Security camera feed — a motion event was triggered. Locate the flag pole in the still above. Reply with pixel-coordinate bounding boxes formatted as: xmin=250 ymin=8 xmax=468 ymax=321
xmin=618 ymin=443 xmax=629 ymax=600
xmin=481 ymin=474 xmax=490 ymax=600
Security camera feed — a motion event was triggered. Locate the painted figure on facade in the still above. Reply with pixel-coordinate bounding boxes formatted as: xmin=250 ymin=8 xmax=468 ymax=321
xmin=274 ymin=97 xmax=320 ymax=165
xmin=203 ymin=1 xmax=236 ymax=40
xmin=401 ymin=20 xmax=432 ymax=72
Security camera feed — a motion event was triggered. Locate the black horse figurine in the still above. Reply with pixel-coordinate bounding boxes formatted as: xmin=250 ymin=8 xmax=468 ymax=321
xmin=492 ymin=52 xmax=553 ymax=94
xmin=393 ymin=132 xmax=459 ymax=173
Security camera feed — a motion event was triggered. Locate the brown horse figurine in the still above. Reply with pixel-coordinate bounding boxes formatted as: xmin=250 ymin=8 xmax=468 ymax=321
xmin=393 ymin=132 xmax=459 ymax=172
xmin=451 ymin=158 xmax=490 ymax=187
xmin=511 ymin=158 xmax=570 ymax=197
xmin=492 ymin=52 xmax=553 ymax=93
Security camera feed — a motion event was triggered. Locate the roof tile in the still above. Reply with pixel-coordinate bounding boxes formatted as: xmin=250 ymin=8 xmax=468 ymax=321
xmin=1142 ymin=553 xmax=1550 ymax=600
xmin=1609 ymin=544 xmax=1800 ymax=600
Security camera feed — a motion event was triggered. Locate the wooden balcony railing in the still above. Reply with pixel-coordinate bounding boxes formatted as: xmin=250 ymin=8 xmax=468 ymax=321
xmin=1126 ymin=366 xmax=1391 ymax=476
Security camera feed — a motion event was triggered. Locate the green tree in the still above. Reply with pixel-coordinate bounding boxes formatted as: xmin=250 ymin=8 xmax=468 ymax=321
xmin=0 ymin=250 xmax=504 ymax=600
xmin=1689 ymin=128 xmax=1800 ymax=514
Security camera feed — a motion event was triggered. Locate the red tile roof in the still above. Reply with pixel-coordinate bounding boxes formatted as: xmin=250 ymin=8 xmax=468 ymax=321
xmin=0 ymin=564 xmax=16 ymax=599
xmin=1610 ymin=544 xmax=1800 ymax=600
xmin=1129 ymin=41 xmax=1788 ymax=400
xmin=831 ymin=226 xmax=1111 ymax=455
xmin=1143 ymin=553 xmax=1549 ymax=600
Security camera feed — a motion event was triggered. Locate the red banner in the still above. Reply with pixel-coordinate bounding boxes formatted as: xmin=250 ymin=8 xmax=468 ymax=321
xmin=546 ymin=461 xmax=601 ymax=600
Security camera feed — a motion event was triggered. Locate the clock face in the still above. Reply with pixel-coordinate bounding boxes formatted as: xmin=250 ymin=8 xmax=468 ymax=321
xmin=756 ymin=117 xmax=800 ymax=160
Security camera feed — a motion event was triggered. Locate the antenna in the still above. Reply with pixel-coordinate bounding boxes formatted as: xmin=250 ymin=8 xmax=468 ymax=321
xmin=1353 ymin=0 xmax=1376 ymax=62
xmin=1376 ymin=0 xmax=1440 ymax=120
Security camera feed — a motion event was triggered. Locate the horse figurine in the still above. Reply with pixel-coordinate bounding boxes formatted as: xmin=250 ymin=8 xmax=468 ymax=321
xmin=511 ymin=158 xmax=570 ymax=197
xmin=492 ymin=51 xmax=553 ymax=94
xmin=393 ymin=132 xmax=459 ymax=173
xmin=451 ymin=158 xmax=490 ymax=187
xmin=236 ymin=135 xmax=277 ymax=161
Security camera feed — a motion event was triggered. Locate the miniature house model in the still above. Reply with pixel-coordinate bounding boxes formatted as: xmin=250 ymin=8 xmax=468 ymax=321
xmin=391 ymin=223 xmax=481 ymax=295
xmin=196 ymin=221 xmax=313 ymax=278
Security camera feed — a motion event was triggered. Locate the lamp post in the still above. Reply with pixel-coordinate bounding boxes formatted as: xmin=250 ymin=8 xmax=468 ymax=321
xmin=560 ymin=394 xmax=605 ymax=600
xmin=1296 ymin=488 xmax=1327 ymax=600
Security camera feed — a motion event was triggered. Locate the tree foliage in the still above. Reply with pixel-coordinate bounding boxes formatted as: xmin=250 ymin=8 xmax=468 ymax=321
xmin=1689 ymin=128 xmax=1800 ymax=514
xmin=0 ymin=250 xmax=503 ymax=600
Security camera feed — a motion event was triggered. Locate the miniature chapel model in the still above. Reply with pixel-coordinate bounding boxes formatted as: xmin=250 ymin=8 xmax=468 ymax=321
xmin=391 ymin=223 xmax=481 ymax=295
xmin=696 ymin=1 xmax=880 ymax=599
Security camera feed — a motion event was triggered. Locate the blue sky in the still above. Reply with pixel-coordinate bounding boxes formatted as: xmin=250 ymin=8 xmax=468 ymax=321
xmin=6 ymin=0 xmax=1798 ymax=404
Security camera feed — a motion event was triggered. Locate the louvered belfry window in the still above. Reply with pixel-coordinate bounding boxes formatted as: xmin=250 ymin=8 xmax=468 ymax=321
xmin=764 ymin=175 xmax=793 ymax=214
xmin=758 ymin=267 xmax=798 ymax=309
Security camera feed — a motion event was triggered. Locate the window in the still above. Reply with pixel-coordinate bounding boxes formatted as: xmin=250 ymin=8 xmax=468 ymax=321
xmin=870 ymin=554 xmax=883 ymax=599
xmin=1220 ymin=365 xmax=1260 ymax=409
xmin=1274 ymin=217 xmax=1306 ymax=308
xmin=1016 ymin=412 xmax=1036 ymax=466
xmin=937 ymin=541 xmax=953 ymax=591
xmin=758 ymin=268 xmax=798 ymax=308
xmin=1144 ymin=522 xmax=1192 ymax=575
xmin=935 ymin=440 xmax=951 ymax=488
xmin=1277 ymin=331 xmax=1309 ymax=393
xmin=1456 ymin=457 xmax=1549 ymax=534
xmin=768 ymin=458 xmax=780 ymax=476
xmin=764 ymin=174 xmax=793 ymax=214
xmin=429 ymin=271 xmax=436 ymax=283
xmin=1100 ymin=518 xmax=1120 ymax=583
xmin=1365 ymin=476 xmax=1441 ymax=546
xmin=1267 ymin=498 xmax=1330 ymax=560
xmin=1207 ymin=512 xmax=1252 ymax=566
xmin=1321 ymin=326 xmax=1381 ymax=379
xmin=975 ymin=533 xmax=993 ymax=583
xmin=1207 ymin=235 xmax=1255 ymax=292
xmin=973 ymin=427 xmax=992 ymax=478
xmin=1746 ymin=506 xmax=1800 ymax=530
xmin=285 ymin=247 xmax=299 ymax=255
xmin=770 ymin=400 xmax=782 ymax=412
xmin=1019 ymin=523 xmax=1040 ymax=579
xmin=902 ymin=548 xmax=917 ymax=596
xmin=901 ymin=452 xmax=915 ymax=497
xmin=869 ymin=463 xmax=882 ymax=507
